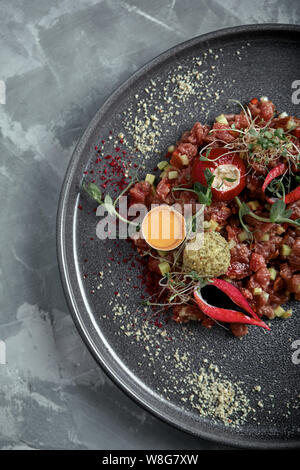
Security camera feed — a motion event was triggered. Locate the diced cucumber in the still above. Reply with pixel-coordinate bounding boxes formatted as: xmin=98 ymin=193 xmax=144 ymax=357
xmin=268 ymin=267 xmax=277 ymax=281
xmin=145 ymin=173 xmax=156 ymax=185
xmin=179 ymin=154 xmax=189 ymax=166
xmin=261 ymin=233 xmax=270 ymax=242
xmin=160 ymin=164 xmax=171 ymax=178
xmin=158 ymin=261 xmax=171 ymax=276
xmin=167 ymin=145 xmax=175 ymax=153
xmin=281 ymin=244 xmax=292 ymax=256
xmin=157 ymin=161 xmax=169 ymax=170
xmin=286 ymin=119 xmax=296 ymax=130
xmin=168 ymin=171 xmax=178 ymax=180
xmin=215 ymin=114 xmax=229 ymax=125
xmin=253 ymin=287 xmax=262 ymax=295
xmin=274 ymin=306 xmax=285 ymax=317
xmin=282 ymin=309 xmax=292 ymax=319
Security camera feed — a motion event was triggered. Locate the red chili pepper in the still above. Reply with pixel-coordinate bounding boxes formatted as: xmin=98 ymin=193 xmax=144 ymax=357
xmin=192 ymin=148 xmax=246 ymax=201
xmin=262 ymin=163 xmax=287 ymax=193
xmin=285 ymin=186 xmax=300 ymax=204
xmin=210 ymin=278 xmax=261 ymax=320
xmin=262 ymin=163 xmax=300 ymax=204
xmin=250 ymin=97 xmax=259 ymax=105
xmin=193 ymin=283 xmax=270 ymax=330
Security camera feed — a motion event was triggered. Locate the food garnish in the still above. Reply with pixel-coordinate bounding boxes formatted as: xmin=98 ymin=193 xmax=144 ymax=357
xmin=83 ymin=179 xmax=140 ymax=228
xmin=192 ymin=148 xmax=246 ymax=201
xmin=194 ymin=283 xmax=270 ymax=330
xmin=173 ymin=167 xmax=215 ymax=206
xmin=183 ymin=232 xmax=230 ymax=277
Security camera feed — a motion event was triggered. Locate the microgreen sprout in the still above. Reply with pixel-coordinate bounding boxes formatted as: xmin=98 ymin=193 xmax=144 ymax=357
xmin=198 ymin=100 xmax=300 ymax=177
xmin=173 ymin=168 xmax=215 ymax=206
xmin=142 ymin=270 xmax=211 ymax=307
xmin=235 ymin=196 xmax=300 ymax=232
xmin=83 ymin=179 xmax=139 ymax=227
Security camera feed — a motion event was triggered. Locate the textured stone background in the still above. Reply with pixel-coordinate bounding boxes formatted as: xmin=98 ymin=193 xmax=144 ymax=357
xmin=0 ymin=0 xmax=299 ymax=450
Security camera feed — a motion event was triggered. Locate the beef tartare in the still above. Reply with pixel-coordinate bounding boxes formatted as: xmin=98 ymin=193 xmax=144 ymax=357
xmin=128 ymin=97 xmax=300 ymax=336
xmin=84 ymin=97 xmax=300 ymax=337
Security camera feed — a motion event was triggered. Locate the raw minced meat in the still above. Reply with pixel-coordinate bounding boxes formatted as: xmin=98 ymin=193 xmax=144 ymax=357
xmin=129 ymin=97 xmax=300 ymax=336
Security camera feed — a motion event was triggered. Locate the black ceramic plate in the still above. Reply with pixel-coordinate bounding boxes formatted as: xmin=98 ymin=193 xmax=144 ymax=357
xmin=57 ymin=25 xmax=300 ymax=448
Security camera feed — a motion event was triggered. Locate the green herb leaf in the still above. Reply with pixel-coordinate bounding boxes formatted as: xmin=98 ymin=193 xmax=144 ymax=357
xmin=83 ymin=182 xmax=102 ymax=204
xmin=269 ymin=199 xmax=286 ymax=222
xmin=194 ymin=184 xmax=212 ymax=205
xmin=283 ymin=208 xmax=293 ymax=219
xmin=193 ymin=182 xmax=207 ymax=193
xmin=193 ymin=169 xmax=215 ymax=206
xmin=274 ymin=127 xmax=285 ymax=138
xmin=204 ymin=168 xmax=214 ymax=186
xmin=83 ymin=178 xmax=140 ymax=228
xmin=235 ymin=195 xmax=300 ymax=230
xmin=264 ymin=131 xmax=273 ymax=139
xmin=249 ymin=128 xmax=258 ymax=137
xmin=224 ymin=177 xmax=236 ymax=182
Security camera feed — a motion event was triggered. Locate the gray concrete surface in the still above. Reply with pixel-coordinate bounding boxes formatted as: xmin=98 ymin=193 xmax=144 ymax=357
xmin=0 ymin=0 xmax=299 ymax=450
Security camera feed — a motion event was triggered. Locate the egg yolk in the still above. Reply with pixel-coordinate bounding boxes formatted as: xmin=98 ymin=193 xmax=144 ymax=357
xmin=142 ymin=205 xmax=186 ymax=251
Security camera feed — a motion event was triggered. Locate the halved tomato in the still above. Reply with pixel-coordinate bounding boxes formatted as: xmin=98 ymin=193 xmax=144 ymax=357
xmin=192 ymin=148 xmax=246 ymax=202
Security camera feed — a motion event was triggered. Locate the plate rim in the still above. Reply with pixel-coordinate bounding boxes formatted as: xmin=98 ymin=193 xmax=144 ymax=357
xmin=57 ymin=24 xmax=300 ymax=449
